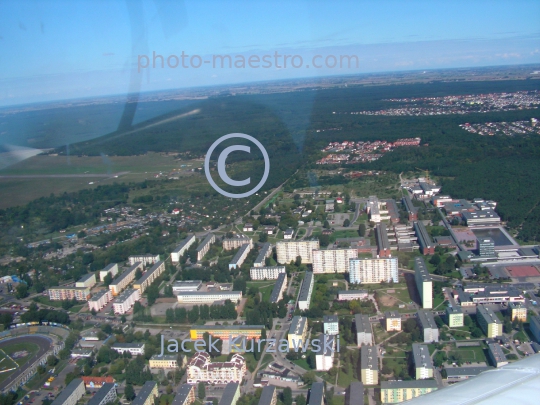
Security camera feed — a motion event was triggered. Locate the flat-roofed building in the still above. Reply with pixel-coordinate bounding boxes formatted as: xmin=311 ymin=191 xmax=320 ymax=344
xmin=129 ymin=254 xmax=160 ymax=266
xmin=50 ymin=378 xmax=85 ymax=405
xmin=355 ymin=314 xmax=373 ymax=346
xmin=403 ymin=195 xmax=418 ymax=221
xmin=385 ymin=311 xmax=402 ymax=332
xmin=48 ymin=286 xmax=91 ymax=301
xmin=149 ymin=354 xmax=183 ymax=369
xmin=312 ymin=248 xmax=358 ymax=274
xmin=347 ymin=382 xmax=364 ymax=405
xmin=308 ymin=382 xmax=324 ymax=405
xmin=375 ymin=224 xmax=391 ymax=258
xmin=350 ymin=258 xmax=398 ymax=284
xmin=134 ymin=260 xmax=165 ymax=293
xmin=360 ymin=346 xmax=378 ymax=385
xmin=446 ymin=306 xmax=464 ymax=327
xmin=314 ymin=334 xmax=335 ymax=371
xmin=288 ymin=316 xmax=308 ymax=349
xmin=276 ymin=240 xmax=319 ymax=265
xmin=487 ymin=342 xmax=508 ymax=368
xmin=223 ymin=236 xmax=253 ymax=250
xmin=417 ymin=310 xmax=439 ymax=343
xmin=414 ymin=257 xmax=433 ymax=309
xmin=76 ymin=273 xmax=97 ymax=288
xmin=229 ymin=244 xmax=251 ymax=270
xmin=99 ymin=263 xmax=118 ymax=282
xmin=187 ymin=352 xmax=246 ymax=384
xmin=297 ymin=271 xmax=314 ymax=310
xmin=88 ymin=289 xmax=113 ymax=312
xmin=380 ymin=380 xmax=438 ymax=404
xmin=323 ymin=315 xmax=339 ymax=335
xmin=171 ymin=235 xmax=197 ymax=264
xmin=250 ymin=266 xmax=285 ymax=280
xmin=172 ymin=280 xmax=202 ymax=293
xmin=258 ymin=386 xmax=277 ymax=405
xmin=253 ymin=243 xmax=272 ymax=267
xmin=87 ymin=383 xmax=117 ymax=405
xmin=509 ymin=302 xmax=527 ymax=322
xmin=132 ymin=381 xmax=158 ymax=405
xmin=219 ymin=383 xmax=241 ymax=405
xmin=462 ymin=209 xmax=500 ymax=226
xmin=367 ymin=196 xmax=382 ymax=223
xmin=109 ymin=262 xmax=143 ymax=296
xmin=477 ymin=237 xmax=496 ymax=258
xmin=477 ymin=305 xmax=503 ymax=338
xmin=189 ymin=325 xmax=264 ymax=341
xmin=530 ymin=315 xmax=540 ymax=342
xmin=171 ymin=384 xmax=196 ymax=405
xmin=270 ymin=273 xmax=287 ymax=303
xmin=111 ymin=342 xmax=145 ymax=355
xmin=113 ymin=288 xmax=140 ymax=314
xmin=283 ymin=228 xmax=295 ymax=240
xmin=177 ymin=291 xmax=242 ymax=304
xmin=412 ymin=344 xmax=433 ymax=380
xmin=196 ymin=233 xmax=216 ymax=261
xmin=413 ymin=221 xmax=435 ymax=255
xmin=338 ymin=290 xmax=368 ymax=301
xmin=444 ymin=366 xmax=494 ymax=382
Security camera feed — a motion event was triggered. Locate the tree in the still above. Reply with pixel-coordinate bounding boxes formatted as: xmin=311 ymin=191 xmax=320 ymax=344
xmin=147 ymin=284 xmax=160 ymax=306
xmin=259 ymin=232 xmax=268 ymax=243
xmin=295 ymin=395 xmax=307 ymax=405
xmin=90 ymin=309 xmax=97 ymax=316
xmin=121 ymin=315 xmax=127 ymax=323
xmin=343 ymin=219 xmax=350 ymax=227
xmin=295 ymin=256 xmax=302 ymax=267
xmin=358 ymin=223 xmax=366 ymax=236
xmin=302 ymin=371 xmax=316 ymax=385
xmin=103 ymin=273 xmax=113 ymax=287
xmin=429 ymin=254 xmax=441 ymax=266
xmin=15 ymin=284 xmax=28 ymax=299
xmin=198 ymin=382 xmax=206 ymax=400
xmin=47 ymin=355 xmax=58 ymax=367
xmin=124 ymin=384 xmax=136 ymax=401
xmin=323 ymin=220 xmax=330 ymax=229
xmin=282 ymin=387 xmax=292 ymax=405
xmin=37 ymin=365 xmax=47 ymax=375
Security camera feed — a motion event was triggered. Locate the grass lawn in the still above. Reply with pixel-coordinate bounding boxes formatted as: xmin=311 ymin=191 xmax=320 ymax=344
xmin=331 ymin=230 xmax=361 ymax=241
xmin=259 ymin=285 xmax=274 ymax=302
xmin=291 ymin=356 xmax=311 ymax=370
xmin=32 ymin=296 xmax=64 ymax=308
xmin=448 ymin=345 xmax=487 ymax=363
xmin=159 ymin=394 xmax=175 ymax=405
xmin=337 ymin=371 xmax=359 ymax=388
xmin=372 ymin=323 xmax=392 ymax=345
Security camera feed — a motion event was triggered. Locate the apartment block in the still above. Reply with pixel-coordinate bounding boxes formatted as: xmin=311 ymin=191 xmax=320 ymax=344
xmin=297 ymin=271 xmax=314 ymax=310
xmin=476 ymin=305 xmax=503 ymax=338
xmin=258 ymin=386 xmax=277 ymax=405
xmin=113 ymin=288 xmax=140 ymax=315
xmin=446 ymin=306 xmax=464 ymax=327
xmin=349 ymin=258 xmax=398 ymax=284
xmin=187 ymin=352 xmax=246 ymax=384
xmin=355 ymin=314 xmax=373 ymax=346
xmin=414 ymin=257 xmax=433 ymax=309
xmin=171 ymin=384 xmax=196 ymax=405
xmin=417 ymin=310 xmax=439 ymax=343
xmin=276 ymin=240 xmax=320 ymax=265
xmin=270 ymin=273 xmax=287 ymax=303
xmin=189 ymin=325 xmax=264 ymax=341
xmin=308 ymin=383 xmax=325 ymax=405
xmin=171 ymin=235 xmax=197 ymax=264
xmin=487 ymin=342 xmax=508 ymax=368
xmin=250 ymin=266 xmax=285 ymax=280
xmin=149 ymin=354 xmax=182 ymax=369
xmin=134 ymin=260 xmax=165 ymax=293
xmin=129 ymin=254 xmax=160 ymax=266
xmin=48 ymin=287 xmax=91 ymax=301
xmin=360 ymin=346 xmax=379 ymax=385
xmin=196 ymin=233 xmax=216 ymax=261
xmin=176 ymin=291 xmax=242 ymax=304
xmin=508 ymin=302 xmax=527 ymax=322
xmin=288 ymin=316 xmax=308 ymax=349
xmin=109 ymin=262 xmax=143 ymax=296
xmin=375 ymin=224 xmax=391 ymax=258
xmin=99 ymin=263 xmax=118 ymax=282
xmin=413 ymin=221 xmax=435 ymax=255
xmin=88 ymin=289 xmax=113 ymax=312
xmin=76 ymin=273 xmax=97 ymax=288
xmin=385 ymin=311 xmax=402 ymax=332
xmin=253 ymin=243 xmax=272 ymax=267
xmin=380 ymin=380 xmax=438 ymax=404
xmin=412 ymin=344 xmax=434 ymax=380
xmin=314 ymin=334 xmax=335 ymax=371
xmin=132 ymin=381 xmax=158 ymax=405
xmin=218 ymin=383 xmax=241 ymax=405
xmin=312 ymin=248 xmax=358 ymax=274
xmin=223 ymin=236 xmax=253 ymax=250
xmin=229 ymin=244 xmax=251 ymax=270
xmin=530 ymin=315 xmax=540 ymax=343
xmin=87 ymin=383 xmax=117 ymax=405
xmin=50 ymin=379 xmax=85 ymax=405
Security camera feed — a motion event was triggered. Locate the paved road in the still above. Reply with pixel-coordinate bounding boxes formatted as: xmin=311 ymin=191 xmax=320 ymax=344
xmin=0 ymin=335 xmax=53 ymax=392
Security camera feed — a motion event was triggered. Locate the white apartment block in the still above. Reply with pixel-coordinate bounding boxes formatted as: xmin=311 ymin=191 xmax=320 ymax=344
xmin=187 ymin=352 xmax=246 ymax=384
xmin=113 ymin=288 xmax=141 ymax=315
xmin=99 ymin=263 xmax=118 ymax=282
xmin=109 ymin=262 xmax=143 ymax=296
xmin=223 ymin=236 xmax=253 ymax=250
xmin=276 ymin=240 xmax=319 ymax=265
xmin=197 ymin=233 xmax=216 ymax=261
xmin=314 ymin=334 xmax=335 ymax=371
xmin=177 ymin=291 xmax=242 ymax=304
xmin=229 ymin=244 xmax=251 ymax=270
xmin=355 ymin=314 xmax=373 ymax=346
xmin=367 ymin=196 xmax=390 ymax=223
xmin=297 ymin=271 xmax=314 ymax=310
xmin=88 ymin=289 xmax=113 ymax=312
xmin=134 ymin=260 xmax=165 ymax=293
xmin=412 ymin=344 xmax=434 ymax=380
xmin=48 ymin=287 xmax=91 ymax=301
xmin=349 ymin=258 xmax=398 ymax=284
xmin=128 ymin=254 xmax=160 ymax=266
xmin=312 ymin=248 xmax=358 ymax=274
xmin=338 ymin=290 xmax=368 ymax=301
xmin=250 ymin=266 xmax=286 ymax=280
xmin=323 ymin=315 xmax=339 ymax=335
xmin=270 ymin=273 xmax=287 ymax=303
xmin=414 ymin=257 xmax=433 ymax=309
xmin=76 ymin=273 xmax=97 ymax=288
xmin=171 ymin=235 xmax=197 ymax=264
xmin=111 ymin=342 xmax=145 ymax=355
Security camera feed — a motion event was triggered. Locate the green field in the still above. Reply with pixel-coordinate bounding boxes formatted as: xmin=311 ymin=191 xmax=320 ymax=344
xmin=0 ymin=341 xmax=40 ymax=385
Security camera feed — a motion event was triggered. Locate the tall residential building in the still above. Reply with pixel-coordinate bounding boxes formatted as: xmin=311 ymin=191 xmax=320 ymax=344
xmin=446 ymin=306 xmax=464 ymax=327
xmin=50 ymin=379 xmax=85 ymax=405
xmin=270 ymin=273 xmax=287 ymax=303
xmin=171 ymin=384 xmax=196 ymax=405
xmin=187 ymin=352 xmax=246 ymax=384
xmin=530 ymin=315 xmax=540 ymax=343
xmin=349 ymin=258 xmax=398 ymax=284
xmin=76 ymin=273 xmax=97 ymax=288
xmin=288 ymin=316 xmax=308 ymax=349
xmin=416 ymin=310 xmax=439 ymax=343
xmin=508 ymin=302 xmax=527 ymax=322
xmin=134 ymin=260 xmax=165 ymax=293
xmin=323 ymin=315 xmax=339 ymax=335
xmin=308 ymin=383 xmax=325 ymax=405
xmin=87 ymin=383 xmax=117 ymax=405
xmin=48 ymin=287 xmax=91 ymax=301
xmin=276 ymin=240 xmax=320 ymax=265
xmin=297 ymin=271 xmax=314 ymax=310
xmin=109 ymin=262 xmax=143 ymax=296
xmin=171 ymin=235 xmax=197 ymax=264
xmin=99 ymin=263 xmax=118 ymax=282
xmin=476 ymin=305 xmax=503 ymax=338
xmin=196 ymin=233 xmax=216 ymax=261
xmin=360 ymin=346 xmax=379 ymax=385
xmin=250 ymin=266 xmax=285 ymax=280
xmin=132 ymin=381 xmax=158 ymax=405
xmin=218 ymin=383 xmax=241 ymax=405
xmin=229 ymin=244 xmax=251 ymax=270
xmin=355 ymin=314 xmax=373 ymax=346
xmin=414 ymin=257 xmax=433 ymax=309
xmin=413 ymin=221 xmax=435 ymax=255
xmin=312 ymin=248 xmax=358 ymax=274
xmin=88 ymin=289 xmax=113 ymax=312
xmin=402 ymin=194 xmax=418 ymax=221
xmin=385 ymin=312 xmax=402 ymax=332
xmin=487 ymin=342 xmax=508 ymax=368
xmin=380 ymin=380 xmax=438 ymax=404
xmin=258 ymin=386 xmax=277 ymax=405
xmin=347 ymin=382 xmax=364 ymax=405
xmin=112 ymin=288 xmax=140 ymax=315
xmin=253 ymin=243 xmax=272 ymax=267
xmin=313 ymin=334 xmax=335 ymax=371
xmin=128 ymin=254 xmax=160 ymax=266
xmin=412 ymin=344 xmax=434 ymax=380
xmin=223 ymin=236 xmax=253 ymax=250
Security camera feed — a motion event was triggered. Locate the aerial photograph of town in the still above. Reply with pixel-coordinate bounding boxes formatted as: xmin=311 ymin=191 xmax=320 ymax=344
xmin=0 ymin=2 xmax=539 ymax=405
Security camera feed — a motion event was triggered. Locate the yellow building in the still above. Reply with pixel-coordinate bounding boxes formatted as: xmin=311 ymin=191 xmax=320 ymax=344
xmin=190 ymin=325 xmax=264 ymax=340
xmin=477 ymin=305 xmax=503 ymax=338
xmin=288 ymin=316 xmax=308 ymax=349
xmin=385 ymin=311 xmax=401 ymax=332
xmin=149 ymin=354 xmax=186 ymax=369
xmin=509 ymin=302 xmax=527 ymax=322
xmin=381 ymin=380 xmax=438 ymax=403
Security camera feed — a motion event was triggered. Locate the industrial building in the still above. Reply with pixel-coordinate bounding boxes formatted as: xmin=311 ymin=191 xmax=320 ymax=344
xmin=416 ymin=310 xmax=439 ymax=342
xmin=413 ymin=221 xmax=435 ymax=255
xmin=134 ymin=260 xmax=165 ymax=293
xmin=477 ymin=305 xmax=503 ymax=338
xmin=349 ymin=258 xmax=398 ymax=284
xmin=312 ymin=248 xmax=358 ymax=274
xmin=355 ymin=314 xmax=373 ymax=346
xmin=270 ymin=273 xmax=287 ymax=303
xmin=171 ymin=235 xmax=197 ymax=263
xmin=276 ymin=240 xmax=320 ymax=264
xmin=414 ymin=257 xmax=433 ymax=309
xmin=196 ymin=233 xmax=216 ymax=261
xmin=412 ymin=344 xmax=434 ymax=380
xmin=250 ymin=266 xmax=285 ymax=280
xmin=297 ymin=271 xmax=314 ymax=310
xmin=360 ymin=346 xmax=379 ymax=385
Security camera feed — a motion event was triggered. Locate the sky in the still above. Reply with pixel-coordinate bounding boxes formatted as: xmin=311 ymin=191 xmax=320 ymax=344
xmin=0 ymin=0 xmax=539 ymax=106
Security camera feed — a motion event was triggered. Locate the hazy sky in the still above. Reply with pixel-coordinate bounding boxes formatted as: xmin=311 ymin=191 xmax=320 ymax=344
xmin=0 ymin=0 xmax=539 ymax=106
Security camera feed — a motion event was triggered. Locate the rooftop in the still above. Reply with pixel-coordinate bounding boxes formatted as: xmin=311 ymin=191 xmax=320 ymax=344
xmin=218 ymin=383 xmax=240 ymax=405
xmin=135 ymin=260 xmax=164 ymax=285
xmin=87 ymin=383 xmax=116 ymax=405
xmin=171 ymin=384 xmax=194 ymax=405
xmin=412 ymin=343 xmax=434 ymax=368
xmin=298 ymin=272 xmax=314 ymax=302
xmin=51 ymin=379 xmax=83 ymax=405
xmin=258 ymin=385 xmax=276 ymax=405
xmin=132 ymin=381 xmax=157 ymax=405
xmin=361 ymin=346 xmax=378 ymax=370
